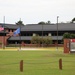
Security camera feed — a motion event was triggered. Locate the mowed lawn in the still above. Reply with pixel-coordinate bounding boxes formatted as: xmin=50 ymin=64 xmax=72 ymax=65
xmin=0 ymin=48 xmax=75 ymax=75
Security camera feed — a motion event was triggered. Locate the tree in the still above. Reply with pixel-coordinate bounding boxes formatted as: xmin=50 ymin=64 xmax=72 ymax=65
xmin=70 ymin=34 xmax=75 ymax=38
xmin=42 ymin=37 xmax=52 ymax=46
xmin=16 ymin=20 xmax=24 ymax=25
xmin=71 ymin=18 xmax=75 ymax=23
xmin=63 ymin=33 xmax=75 ymax=39
xmin=31 ymin=35 xmax=52 ymax=47
xmin=63 ymin=33 xmax=71 ymax=39
xmin=31 ymin=35 xmax=41 ymax=44
xmin=46 ymin=21 xmax=51 ymax=24
xmin=38 ymin=21 xmax=51 ymax=25
xmin=38 ymin=21 xmax=46 ymax=24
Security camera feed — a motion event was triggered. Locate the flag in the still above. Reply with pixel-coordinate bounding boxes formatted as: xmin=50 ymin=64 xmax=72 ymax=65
xmin=13 ymin=28 xmax=20 ymax=36
xmin=0 ymin=26 xmax=4 ymax=31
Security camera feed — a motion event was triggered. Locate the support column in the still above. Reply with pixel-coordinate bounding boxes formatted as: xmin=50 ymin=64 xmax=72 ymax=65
xmin=64 ymin=39 xmax=70 ymax=53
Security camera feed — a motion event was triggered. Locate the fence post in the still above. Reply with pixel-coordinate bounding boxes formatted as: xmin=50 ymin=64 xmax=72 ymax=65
xmin=59 ymin=59 xmax=62 ymax=70
xmin=20 ymin=60 xmax=23 ymax=72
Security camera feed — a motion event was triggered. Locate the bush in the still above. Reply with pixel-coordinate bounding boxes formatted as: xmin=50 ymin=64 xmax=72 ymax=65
xmin=6 ymin=44 xmax=20 ymax=47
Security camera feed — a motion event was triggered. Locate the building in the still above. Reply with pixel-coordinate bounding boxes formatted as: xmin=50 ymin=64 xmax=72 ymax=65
xmin=0 ymin=23 xmax=75 ymax=46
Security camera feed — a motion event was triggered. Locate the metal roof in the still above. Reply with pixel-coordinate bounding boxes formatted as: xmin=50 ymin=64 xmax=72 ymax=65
xmin=0 ymin=23 xmax=75 ymax=31
xmin=21 ymin=23 xmax=75 ymax=31
xmin=0 ymin=23 xmax=24 ymax=29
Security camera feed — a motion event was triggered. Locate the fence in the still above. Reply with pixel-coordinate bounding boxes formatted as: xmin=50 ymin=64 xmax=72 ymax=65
xmin=6 ymin=44 xmax=63 ymax=47
xmin=0 ymin=59 xmax=75 ymax=72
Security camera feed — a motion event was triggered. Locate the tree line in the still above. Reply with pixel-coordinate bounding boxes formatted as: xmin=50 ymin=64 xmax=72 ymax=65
xmin=63 ymin=33 xmax=75 ymax=39
xmin=16 ymin=17 xmax=75 ymax=25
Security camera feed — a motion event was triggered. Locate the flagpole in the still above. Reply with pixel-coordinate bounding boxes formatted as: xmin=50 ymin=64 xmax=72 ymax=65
xmin=13 ymin=27 xmax=21 ymax=50
xmin=19 ymin=25 xmax=21 ymax=50
xmin=19 ymin=18 xmax=21 ymax=50
xmin=3 ymin=16 xmax=5 ymax=49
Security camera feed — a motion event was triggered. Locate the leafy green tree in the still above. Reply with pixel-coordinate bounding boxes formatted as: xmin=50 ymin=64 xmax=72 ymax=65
xmin=46 ymin=21 xmax=51 ymax=24
xmin=63 ymin=33 xmax=75 ymax=39
xmin=31 ymin=35 xmax=41 ymax=44
xmin=38 ymin=21 xmax=51 ymax=25
xmin=70 ymin=34 xmax=75 ymax=38
xmin=42 ymin=37 xmax=52 ymax=46
xmin=63 ymin=33 xmax=71 ymax=39
xmin=71 ymin=18 xmax=75 ymax=23
xmin=38 ymin=21 xmax=46 ymax=24
xmin=16 ymin=20 xmax=24 ymax=25
xmin=31 ymin=35 xmax=52 ymax=47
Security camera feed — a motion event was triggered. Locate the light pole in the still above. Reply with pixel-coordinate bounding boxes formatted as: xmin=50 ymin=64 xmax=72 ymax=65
xmin=42 ymin=24 xmax=43 ymax=47
xmin=57 ymin=16 xmax=59 ymax=50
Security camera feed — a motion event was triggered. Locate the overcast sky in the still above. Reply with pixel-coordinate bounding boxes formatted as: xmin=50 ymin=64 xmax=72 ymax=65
xmin=0 ymin=0 xmax=75 ymax=24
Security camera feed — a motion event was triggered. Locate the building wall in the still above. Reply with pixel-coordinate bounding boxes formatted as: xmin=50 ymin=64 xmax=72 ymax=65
xmin=0 ymin=36 xmax=9 ymax=47
xmin=0 ymin=29 xmax=15 ymax=47
xmin=1 ymin=23 xmax=75 ymax=45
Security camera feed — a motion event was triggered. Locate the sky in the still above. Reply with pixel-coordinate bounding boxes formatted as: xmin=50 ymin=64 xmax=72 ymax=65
xmin=0 ymin=0 xmax=75 ymax=24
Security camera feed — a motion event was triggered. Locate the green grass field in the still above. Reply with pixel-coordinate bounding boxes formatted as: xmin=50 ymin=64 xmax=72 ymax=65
xmin=0 ymin=47 xmax=75 ymax=75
